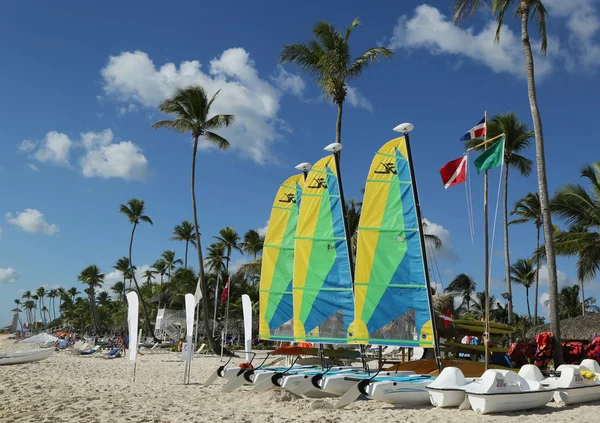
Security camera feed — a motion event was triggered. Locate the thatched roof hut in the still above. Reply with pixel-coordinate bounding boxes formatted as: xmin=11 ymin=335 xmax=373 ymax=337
xmin=433 ymin=294 xmax=454 ymax=315
xmin=526 ymin=313 xmax=600 ymax=341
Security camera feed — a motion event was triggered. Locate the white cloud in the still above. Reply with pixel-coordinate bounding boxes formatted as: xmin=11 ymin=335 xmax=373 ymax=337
xmin=388 ymin=4 xmax=558 ymax=79
xmin=103 ymin=264 xmax=153 ymax=296
xmin=5 ymin=209 xmax=59 ymax=236
xmin=78 ymin=129 xmax=148 ymax=181
xmin=30 ymin=131 xmax=73 ymax=166
xmin=100 ymin=48 xmax=289 ymax=164
xmin=539 ymin=292 xmax=550 ymax=316
xmin=18 ymin=129 xmax=148 ymax=181
xmin=118 ymin=103 xmax=139 ymax=116
xmin=0 ymin=267 xmax=20 ymax=284
xmin=17 ymin=140 xmax=36 ymax=153
xmin=272 ymin=65 xmax=305 ymax=96
xmin=537 ymin=265 xmax=575 ymax=289
xmin=545 ymin=0 xmax=600 ymax=69
xmin=423 ymin=218 xmax=459 ymax=262
xmin=346 ymin=86 xmax=373 ymax=112
xmin=230 ymin=257 xmax=250 ymax=274
xmin=257 ymin=220 xmax=269 ymax=237
xmin=26 ymin=163 xmax=40 ymax=172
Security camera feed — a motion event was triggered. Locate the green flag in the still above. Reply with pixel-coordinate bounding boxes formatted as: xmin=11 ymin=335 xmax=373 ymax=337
xmin=474 ymin=136 xmax=505 ymax=174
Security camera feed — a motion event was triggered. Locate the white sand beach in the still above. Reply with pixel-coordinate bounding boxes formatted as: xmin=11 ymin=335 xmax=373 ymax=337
xmin=1 ymin=334 xmax=600 ymax=423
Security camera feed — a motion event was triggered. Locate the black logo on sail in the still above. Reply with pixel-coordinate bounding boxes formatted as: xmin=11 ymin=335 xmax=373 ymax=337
xmin=374 ymin=162 xmax=397 ymax=175
xmin=279 ymin=193 xmax=296 ymax=203
xmin=308 ymin=177 xmax=328 ymax=189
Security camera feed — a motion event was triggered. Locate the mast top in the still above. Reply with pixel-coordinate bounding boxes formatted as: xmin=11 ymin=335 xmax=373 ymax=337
xmin=324 ymin=142 xmax=342 ymax=153
xmin=294 ymin=162 xmax=312 ymax=171
xmin=393 ymin=122 xmax=414 ymax=134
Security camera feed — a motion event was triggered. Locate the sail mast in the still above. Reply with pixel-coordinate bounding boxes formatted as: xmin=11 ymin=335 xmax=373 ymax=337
xmin=483 ymin=110 xmax=490 ymax=370
xmin=397 ymin=123 xmax=442 ymax=373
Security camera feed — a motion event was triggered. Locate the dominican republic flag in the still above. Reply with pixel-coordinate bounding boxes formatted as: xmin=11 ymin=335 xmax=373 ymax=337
xmin=221 ymin=278 xmax=230 ymax=305
xmin=460 ymin=117 xmax=486 ymax=141
xmin=440 ymin=155 xmax=467 ymax=189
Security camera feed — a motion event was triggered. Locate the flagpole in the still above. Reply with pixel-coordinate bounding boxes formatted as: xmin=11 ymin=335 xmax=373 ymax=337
xmin=483 ymin=110 xmax=490 ymax=371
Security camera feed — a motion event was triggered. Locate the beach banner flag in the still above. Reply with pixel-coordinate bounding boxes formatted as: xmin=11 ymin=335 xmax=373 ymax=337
xmin=193 ymin=276 xmax=203 ymax=306
xmin=474 ymin=136 xmax=505 ymax=174
xmin=221 ymin=278 xmax=230 ymax=305
xmin=183 ymin=293 xmax=195 ymax=362
xmin=242 ymin=294 xmax=252 ymax=362
xmin=126 ymin=291 xmax=139 ymax=362
xmin=440 ymin=155 xmax=467 ymax=188
xmin=460 ymin=117 xmax=486 ymax=141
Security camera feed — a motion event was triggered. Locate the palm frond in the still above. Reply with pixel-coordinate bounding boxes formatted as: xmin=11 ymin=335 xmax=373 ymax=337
xmin=530 ymin=0 xmax=549 ymax=55
xmin=280 ymin=43 xmax=324 ymax=79
xmin=452 ymin=0 xmax=484 ymax=24
xmin=205 ymin=114 xmax=235 ymax=130
xmin=492 ymin=0 xmax=513 ymax=45
xmin=313 ymin=20 xmax=337 ymax=51
xmin=508 ymin=153 xmax=533 ymax=176
xmin=157 ymin=98 xmax=192 ymax=120
xmin=140 ymin=216 xmax=153 ymax=225
xmin=204 ymin=131 xmax=230 ymax=150
xmin=150 ymin=119 xmax=194 ymax=134
xmin=347 ymin=47 xmax=394 ymax=79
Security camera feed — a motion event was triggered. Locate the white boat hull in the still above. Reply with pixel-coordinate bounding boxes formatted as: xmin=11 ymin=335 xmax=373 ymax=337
xmin=554 ymin=385 xmax=600 ymax=405
xmin=0 ymin=349 xmax=53 ymax=365
xmin=366 ymin=379 xmax=432 ymax=405
xmin=467 ymin=391 xmax=554 ymax=414
xmin=320 ymin=371 xmax=415 ymax=397
xmin=281 ymin=374 xmax=337 ymax=398
xmin=428 ymin=388 xmax=466 ymax=408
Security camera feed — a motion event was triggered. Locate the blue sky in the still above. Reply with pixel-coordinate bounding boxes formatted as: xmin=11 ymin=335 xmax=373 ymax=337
xmin=1 ymin=0 xmax=599 ymax=326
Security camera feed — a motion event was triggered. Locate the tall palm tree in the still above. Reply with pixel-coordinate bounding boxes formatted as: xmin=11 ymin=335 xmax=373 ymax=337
xmin=452 ymin=0 xmax=563 ymax=365
xmin=113 ymin=257 xmax=133 ymax=296
xmin=151 ymin=85 xmax=235 ymax=353
xmin=35 ymin=287 xmax=46 ymax=325
xmin=550 ymin=162 xmax=600 ymax=317
xmin=161 ymin=250 xmax=183 ymax=280
xmin=23 ymin=300 xmax=34 ymax=327
xmin=240 ymin=229 xmax=265 ymax=260
xmin=152 ymin=259 xmax=168 ymax=284
xmin=511 ymin=191 xmax=543 ymax=324
xmin=57 ymin=287 xmax=66 ymax=317
xmin=171 ymin=221 xmax=197 ymax=269
xmin=111 ymin=281 xmax=126 ymax=301
xmin=472 ymin=292 xmax=497 ymax=320
xmin=119 ymin=198 xmax=154 ymax=337
xmin=47 ymin=289 xmax=57 ymax=322
xmin=31 ymin=295 xmax=39 ymax=324
xmin=280 ymin=19 xmax=392 ymax=144
xmin=78 ymin=265 xmax=104 ymax=333
xmin=447 ymin=274 xmax=476 ymax=313
xmin=465 ymin=113 xmax=533 ymax=325
xmin=97 ymin=291 xmax=110 ymax=307
xmin=510 ymin=258 xmax=536 ymax=321
xmin=544 ymin=285 xmax=596 ymax=319
xmin=21 ymin=291 xmax=31 ymax=324
xmin=143 ymin=269 xmax=155 ymax=287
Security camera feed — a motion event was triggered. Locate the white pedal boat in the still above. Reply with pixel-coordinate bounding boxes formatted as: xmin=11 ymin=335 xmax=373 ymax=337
xmin=463 ymin=369 xmax=554 ymax=414
xmin=254 ymin=366 xmax=360 ymax=395
xmin=320 ymin=370 xmax=415 ymax=397
xmin=427 ymin=367 xmax=475 ymax=408
xmin=365 ymin=375 xmax=437 ymax=405
xmin=0 ymin=348 xmax=53 ymax=365
xmin=519 ymin=360 xmax=600 ymax=405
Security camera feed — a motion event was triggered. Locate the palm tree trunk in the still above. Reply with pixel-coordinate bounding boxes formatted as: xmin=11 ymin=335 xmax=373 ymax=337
xmin=503 ymin=166 xmax=513 ymax=325
xmin=534 ymin=225 xmax=540 ymax=326
xmin=191 ymin=135 xmax=220 ymax=354
xmin=184 ymin=240 xmax=189 ymax=270
xmin=520 ymin=4 xmax=564 ymax=366
xmin=128 ymin=223 xmax=155 ymax=339
xmin=122 ymin=276 xmax=126 ymax=302
xmin=336 ymin=101 xmax=343 ymax=144
xmin=580 ymin=278 xmax=586 ymax=316
xmin=88 ymin=284 xmax=100 ymax=333
xmin=526 ymin=286 xmax=531 ymax=321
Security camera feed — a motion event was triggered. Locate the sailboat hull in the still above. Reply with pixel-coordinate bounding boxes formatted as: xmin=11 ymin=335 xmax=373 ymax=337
xmin=0 ymin=348 xmax=53 ymax=365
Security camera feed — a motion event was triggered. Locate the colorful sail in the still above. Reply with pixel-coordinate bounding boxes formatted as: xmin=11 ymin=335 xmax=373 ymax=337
xmin=348 ymin=137 xmax=434 ymax=347
xmin=293 ymin=155 xmax=354 ymax=343
xmin=259 ymin=174 xmax=304 ymax=341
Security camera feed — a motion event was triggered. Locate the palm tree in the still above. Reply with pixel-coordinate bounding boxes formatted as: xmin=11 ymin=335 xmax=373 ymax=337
xmin=205 ymin=242 xmax=228 ymax=323
xmin=510 ymin=258 xmax=536 ymax=321
xmin=465 ymin=113 xmax=533 ymax=325
xmin=161 ymin=250 xmax=183 ymax=280
xmin=78 ymin=265 xmax=104 ymax=332
xmin=143 ymin=269 xmax=155 ymax=287
xmin=35 ymin=287 xmax=46 ymax=325
xmin=171 ymin=221 xmax=197 ymax=269
xmin=111 ymin=281 xmax=126 ymax=301
xmin=214 ymin=227 xmax=242 ymax=274
xmin=47 ymin=289 xmax=57 ymax=322
xmin=550 ymin=163 xmax=600 ymax=317
xmin=472 ymin=292 xmax=497 ymax=320
xmin=57 ymin=287 xmax=67 ymax=317
xmin=68 ymin=287 xmax=80 ymax=303
xmin=152 ymin=259 xmax=168 ymax=284
xmin=511 ymin=192 xmax=543 ymax=324
xmin=447 ymin=274 xmax=476 ymax=313
xmin=151 ymin=85 xmax=235 ymax=353
xmin=452 ymin=0 xmax=563 ymax=365
xmin=113 ymin=257 xmax=133 ymax=296
xmin=544 ymin=285 xmax=596 ymax=319
xmin=240 ymin=229 xmax=265 ymax=260
xmin=13 ymin=299 xmax=23 ymax=331
xmin=31 ymin=295 xmax=39 ymax=324
xmin=23 ymin=300 xmax=35 ymax=327
xmin=97 ymin=291 xmax=110 ymax=307
xmin=119 ymin=198 xmax=154 ymax=338
xmin=280 ymin=19 xmax=392 ymax=144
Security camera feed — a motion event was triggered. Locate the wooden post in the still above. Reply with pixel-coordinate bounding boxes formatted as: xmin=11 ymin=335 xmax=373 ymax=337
xmin=483 ymin=110 xmax=490 ymax=371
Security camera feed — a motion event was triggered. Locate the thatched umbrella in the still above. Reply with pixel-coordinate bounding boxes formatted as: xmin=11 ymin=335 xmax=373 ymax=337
xmin=526 ymin=314 xmax=600 ymax=341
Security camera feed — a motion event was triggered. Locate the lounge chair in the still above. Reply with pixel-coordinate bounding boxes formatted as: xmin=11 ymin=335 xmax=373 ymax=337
xmin=104 ymin=348 xmax=122 ymax=359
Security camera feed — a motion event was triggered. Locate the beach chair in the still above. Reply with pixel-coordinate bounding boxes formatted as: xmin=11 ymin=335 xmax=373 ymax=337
xmin=71 ymin=342 xmax=90 ymax=355
xmin=104 ymin=348 xmax=122 ymax=359
xmin=195 ymin=343 xmax=207 ymax=355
